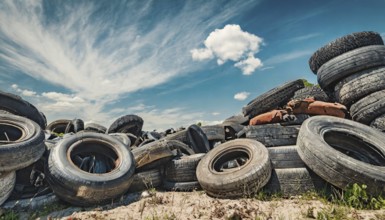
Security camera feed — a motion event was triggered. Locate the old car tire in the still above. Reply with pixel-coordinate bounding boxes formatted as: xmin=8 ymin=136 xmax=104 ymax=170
xmin=292 ymin=86 xmax=331 ymax=102
xmin=84 ymin=122 xmax=107 ymax=133
xmin=196 ymin=139 xmax=271 ymax=198
xmin=107 ymin=114 xmax=144 ymax=137
xmin=0 ymin=171 xmax=16 ymax=206
xmin=164 ymin=153 xmax=205 ymax=182
xmin=350 ymin=90 xmax=385 ymax=125
xmin=162 ymin=180 xmax=201 ymax=192
xmin=268 ymin=145 xmax=305 ymax=169
xmin=128 ymin=169 xmax=162 ymax=192
xmin=297 ymin=115 xmax=385 ymax=195
xmin=187 ymin=124 xmax=211 ymax=153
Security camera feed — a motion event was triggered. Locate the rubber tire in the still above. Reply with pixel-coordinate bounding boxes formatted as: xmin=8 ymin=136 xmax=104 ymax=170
xmin=2 ymin=193 xmax=58 ymax=211
xmin=0 ymin=114 xmax=45 ymax=172
xmin=200 ymin=125 xmax=225 ymax=142
xmin=108 ymin=133 xmax=131 ymax=147
xmin=164 ymin=153 xmax=205 ymax=182
xmin=107 ymin=114 xmax=144 ymax=137
xmin=350 ymin=90 xmax=385 ymax=125
xmin=334 ymin=66 xmax=385 ymax=107
xmin=162 ymin=180 xmax=201 ymax=192
xmin=196 ymin=139 xmax=271 ymax=198
xmin=292 ymin=86 xmax=331 ymax=102
xmin=0 ymin=171 xmax=16 ymax=206
xmin=67 ymin=119 xmax=84 ymax=133
xmin=84 ymin=122 xmax=107 ymax=133
xmin=268 ymin=145 xmax=305 ymax=169
xmin=370 ymin=113 xmax=385 ymax=132
xmin=239 ymin=124 xmax=300 ymax=147
xmin=187 ymin=124 xmax=211 ymax=153
xmin=128 ymin=169 xmax=162 ymax=192
xmin=309 ymin=31 xmax=384 ymax=74
xmin=297 ymin=115 xmax=385 ymax=195
xmin=222 ymin=114 xmax=249 ymax=126
xmin=242 ymin=79 xmax=304 ymax=118
xmin=0 ymin=90 xmax=47 ymax=129
xmin=47 ymin=119 xmax=72 ymax=134
xmin=262 ymin=168 xmax=330 ymax=197
xmin=46 ymin=132 xmax=135 ymax=206
xmin=163 ymin=129 xmax=189 ymax=145
xmin=317 ymin=45 xmax=385 ymax=91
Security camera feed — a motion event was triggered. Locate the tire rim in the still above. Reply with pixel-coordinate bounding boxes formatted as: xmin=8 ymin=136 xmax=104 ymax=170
xmin=323 ymin=131 xmax=385 ymax=166
xmin=0 ymin=123 xmax=26 ymax=143
xmin=211 ymin=147 xmax=251 ymax=173
xmin=67 ymin=139 xmax=121 ymax=174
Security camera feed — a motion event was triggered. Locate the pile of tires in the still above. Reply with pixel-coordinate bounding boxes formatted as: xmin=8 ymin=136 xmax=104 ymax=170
xmin=310 ymin=31 xmax=385 ymax=131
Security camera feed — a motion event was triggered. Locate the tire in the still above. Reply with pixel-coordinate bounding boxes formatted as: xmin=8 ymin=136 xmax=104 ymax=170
xmin=268 ymin=145 xmax=305 ymax=169
xmin=107 ymin=114 xmax=143 ymax=137
xmin=334 ymin=66 xmax=385 ymax=107
xmin=317 ymin=45 xmax=385 ymax=91
xmin=242 ymin=79 xmax=304 ymax=118
xmin=309 ymin=31 xmax=384 ymax=74
xmin=222 ymin=114 xmax=249 ymax=126
xmin=239 ymin=124 xmax=300 ymax=147
xmin=262 ymin=168 xmax=330 ymax=197
xmin=108 ymin=133 xmax=131 ymax=147
xmin=84 ymin=122 xmax=107 ymax=133
xmin=292 ymin=86 xmax=331 ymax=102
xmin=0 ymin=114 xmax=45 ymax=172
xmin=45 ymin=132 xmax=135 ymax=206
xmin=67 ymin=119 xmax=84 ymax=133
xmin=297 ymin=115 xmax=385 ymax=195
xmin=196 ymin=139 xmax=271 ymax=198
xmin=163 ymin=129 xmax=189 ymax=145
xmin=2 ymin=193 xmax=58 ymax=210
xmin=164 ymin=154 xmax=205 ymax=182
xmin=200 ymin=125 xmax=225 ymax=142
xmin=162 ymin=180 xmax=201 ymax=192
xmin=128 ymin=169 xmax=162 ymax=192
xmin=370 ymin=114 xmax=385 ymax=132
xmin=0 ymin=171 xmax=16 ymax=206
xmin=47 ymin=119 xmax=83 ymax=134
xmin=187 ymin=124 xmax=211 ymax=153
xmin=350 ymin=90 xmax=385 ymax=125
xmin=0 ymin=90 xmax=47 ymax=129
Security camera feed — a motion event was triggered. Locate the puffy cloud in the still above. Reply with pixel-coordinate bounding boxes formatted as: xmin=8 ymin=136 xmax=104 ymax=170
xmin=212 ymin=112 xmax=220 ymax=116
xmin=234 ymin=91 xmax=250 ymax=101
xmin=191 ymin=24 xmax=263 ymax=74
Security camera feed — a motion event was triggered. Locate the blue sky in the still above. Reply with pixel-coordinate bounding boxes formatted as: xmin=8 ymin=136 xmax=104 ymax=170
xmin=1 ymin=0 xmax=385 ymax=130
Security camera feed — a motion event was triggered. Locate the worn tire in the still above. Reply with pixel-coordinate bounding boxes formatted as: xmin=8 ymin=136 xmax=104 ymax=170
xmin=297 ymin=115 xmax=385 ymax=195
xmin=196 ymin=139 xmax=271 ymax=198
xmin=47 ymin=119 xmax=71 ymax=134
xmin=292 ymin=86 xmax=331 ymax=102
xmin=84 ymin=122 xmax=107 ymax=133
xmin=268 ymin=146 xmax=305 ymax=169
xmin=309 ymin=31 xmax=384 ymax=74
xmin=108 ymin=133 xmax=131 ymax=147
xmin=162 ymin=180 xmax=201 ymax=192
xmin=242 ymin=79 xmax=304 ymax=118
xmin=0 ymin=114 xmax=45 ymax=172
xmin=128 ymin=169 xmax=162 ymax=192
xmin=0 ymin=171 xmax=16 ymax=206
xmin=317 ymin=45 xmax=385 ymax=91
xmin=163 ymin=129 xmax=189 ymax=145
xmin=187 ymin=125 xmax=211 ymax=153
xmin=2 ymin=193 xmax=58 ymax=211
xmin=370 ymin=114 xmax=385 ymax=132
xmin=107 ymin=114 xmax=143 ymax=137
xmin=164 ymin=154 xmax=205 ymax=182
xmin=334 ymin=66 xmax=385 ymax=107
xmin=0 ymin=90 xmax=47 ymax=129
xmin=263 ymin=168 xmax=330 ymax=197
xmin=46 ymin=132 xmax=135 ymax=206
xmin=222 ymin=114 xmax=249 ymax=126
xmin=350 ymin=90 xmax=385 ymax=125
xmin=200 ymin=125 xmax=225 ymax=142
xmin=239 ymin=124 xmax=300 ymax=147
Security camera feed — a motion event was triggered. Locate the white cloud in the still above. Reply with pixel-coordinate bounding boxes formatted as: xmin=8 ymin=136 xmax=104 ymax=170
xmin=21 ymin=90 xmax=37 ymax=97
xmin=191 ymin=24 xmax=263 ymax=75
xmin=212 ymin=112 xmax=220 ymax=116
xmin=264 ymin=50 xmax=313 ymax=65
xmin=234 ymin=92 xmax=250 ymax=101
xmin=289 ymin=33 xmax=320 ymax=42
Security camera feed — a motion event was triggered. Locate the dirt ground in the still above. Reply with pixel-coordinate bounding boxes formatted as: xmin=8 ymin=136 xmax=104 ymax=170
xmin=33 ymin=190 xmax=385 ymax=220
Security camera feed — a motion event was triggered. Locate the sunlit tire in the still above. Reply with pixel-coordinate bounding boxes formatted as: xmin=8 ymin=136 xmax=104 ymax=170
xmin=0 ymin=171 xmax=16 ymax=206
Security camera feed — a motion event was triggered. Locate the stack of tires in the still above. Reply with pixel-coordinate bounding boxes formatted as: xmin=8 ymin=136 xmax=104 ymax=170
xmin=309 ymin=31 xmax=385 ymax=131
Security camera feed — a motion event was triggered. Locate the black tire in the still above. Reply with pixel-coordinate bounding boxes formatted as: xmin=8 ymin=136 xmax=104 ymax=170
xmin=164 ymin=153 xmax=205 ymax=182
xmin=334 ymin=66 xmax=385 ymax=107
xmin=128 ymin=169 xmax=162 ymax=192
xmin=68 ymin=119 xmax=84 ymax=133
xmin=162 ymin=180 xmax=201 ymax=192
xmin=317 ymin=45 xmax=385 ymax=91
xmin=268 ymin=145 xmax=305 ymax=169
xmin=187 ymin=124 xmax=211 ymax=153
xmin=309 ymin=31 xmax=384 ymax=74
xmin=47 ymin=119 xmax=71 ymax=133
xmin=292 ymin=86 xmax=331 ymax=102
xmin=163 ymin=129 xmax=189 ymax=145
xmin=0 ymin=114 xmax=45 ymax=172
xmin=107 ymin=114 xmax=143 ymax=137
xmin=370 ymin=114 xmax=385 ymax=132
xmin=45 ymin=132 xmax=135 ymax=206
xmin=84 ymin=122 xmax=107 ymax=133
xmin=196 ymin=139 xmax=271 ymax=198
xmin=239 ymin=124 xmax=300 ymax=147
xmin=350 ymin=90 xmax=385 ymax=125
xmin=297 ymin=115 xmax=385 ymax=195
xmin=108 ymin=133 xmax=131 ymax=147
xmin=200 ymin=125 xmax=225 ymax=142
xmin=222 ymin=114 xmax=249 ymax=126
xmin=262 ymin=168 xmax=330 ymax=197
xmin=0 ymin=171 xmax=16 ymax=206
xmin=0 ymin=90 xmax=47 ymax=129
xmin=2 ymin=193 xmax=58 ymax=210
xmin=242 ymin=79 xmax=304 ymax=118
